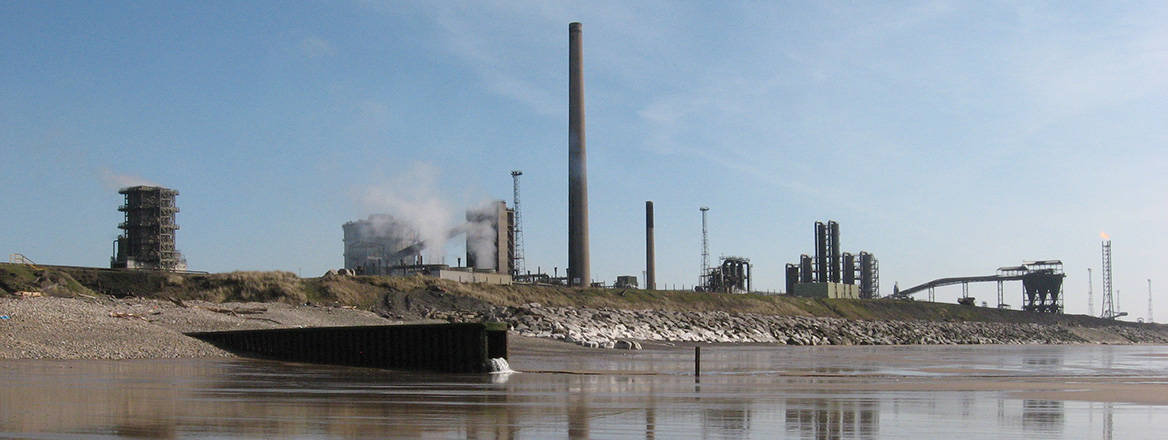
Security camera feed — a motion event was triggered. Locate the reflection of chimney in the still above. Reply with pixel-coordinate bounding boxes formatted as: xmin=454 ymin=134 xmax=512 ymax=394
xmin=568 ymin=22 xmax=590 ymax=286
xmin=645 ymin=201 xmax=655 ymax=290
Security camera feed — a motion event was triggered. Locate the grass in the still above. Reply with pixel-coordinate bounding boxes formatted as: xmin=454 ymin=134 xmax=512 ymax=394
xmin=1 ymin=264 xmax=1151 ymax=329
xmin=0 ymin=263 xmax=97 ymax=298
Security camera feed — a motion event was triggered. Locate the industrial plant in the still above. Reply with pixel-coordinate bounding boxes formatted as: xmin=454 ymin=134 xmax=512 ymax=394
xmin=340 ymin=200 xmax=516 ymax=285
xmin=892 ymin=260 xmax=1066 ymax=313
xmin=88 ymin=22 xmax=1091 ymax=318
xmin=690 ymin=207 xmax=754 ymax=294
xmin=342 ymin=214 xmax=424 ymax=275
xmin=785 ymin=221 xmax=879 ymax=299
xmin=110 ymin=185 xmax=187 ymax=271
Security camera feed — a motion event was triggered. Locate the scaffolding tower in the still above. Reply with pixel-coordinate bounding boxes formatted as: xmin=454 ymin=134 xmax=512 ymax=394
xmin=112 ymin=186 xmax=186 ymax=271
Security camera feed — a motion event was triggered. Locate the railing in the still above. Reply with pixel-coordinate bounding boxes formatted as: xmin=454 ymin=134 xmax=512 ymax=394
xmin=8 ymin=253 xmax=41 ymax=270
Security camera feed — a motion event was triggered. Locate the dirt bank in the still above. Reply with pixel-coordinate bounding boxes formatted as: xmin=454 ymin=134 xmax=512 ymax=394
xmin=4 ymin=263 xmax=1168 ymax=360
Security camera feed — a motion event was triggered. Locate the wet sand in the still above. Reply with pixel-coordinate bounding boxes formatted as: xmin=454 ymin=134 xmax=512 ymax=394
xmin=2 ymin=344 xmax=1166 ymax=438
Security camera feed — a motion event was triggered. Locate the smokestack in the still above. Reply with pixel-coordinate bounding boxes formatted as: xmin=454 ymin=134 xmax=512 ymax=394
xmin=645 ymin=201 xmax=655 ymax=290
xmin=829 ymin=220 xmax=840 ymax=283
xmin=568 ymin=22 xmax=590 ymax=286
xmin=814 ymin=222 xmax=827 ymax=283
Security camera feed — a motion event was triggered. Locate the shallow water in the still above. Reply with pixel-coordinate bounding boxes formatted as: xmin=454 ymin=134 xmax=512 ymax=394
xmin=2 ymin=344 xmax=1166 ymax=439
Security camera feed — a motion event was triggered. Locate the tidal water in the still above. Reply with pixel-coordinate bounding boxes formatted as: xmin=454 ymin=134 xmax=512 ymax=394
xmin=2 ymin=344 xmax=1166 ymax=439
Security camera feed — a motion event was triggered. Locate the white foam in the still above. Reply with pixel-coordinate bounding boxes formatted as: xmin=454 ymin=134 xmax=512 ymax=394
xmin=485 ymin=357 xmax=514 ymax=374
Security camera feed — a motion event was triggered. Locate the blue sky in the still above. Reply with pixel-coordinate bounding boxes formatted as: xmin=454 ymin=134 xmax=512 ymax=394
xmin=2 ymin=1 xmax=1165 ymax=319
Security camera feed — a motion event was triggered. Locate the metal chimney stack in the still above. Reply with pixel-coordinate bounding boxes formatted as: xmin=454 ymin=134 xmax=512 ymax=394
xmin=645 ymin=201 xmax=655 ymax=290
xmin=567 ymin=22 xmax=590 ymax=286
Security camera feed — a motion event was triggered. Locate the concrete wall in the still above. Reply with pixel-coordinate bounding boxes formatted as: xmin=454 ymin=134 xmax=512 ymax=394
xmin=792 ymin=282 xmax=860 ymax=299
xmin=436 ymin=269 xmax=512 ymax=285
xmin=188 ymin=322 xmax=509 ymax=373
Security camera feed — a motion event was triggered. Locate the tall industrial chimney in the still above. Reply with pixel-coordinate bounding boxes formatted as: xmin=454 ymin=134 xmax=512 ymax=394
xmin=829 ymin=220 xmax=841 ymax=283
xmin=645 ymin=201 xmax=655 ymax=290
xmin=814 ymin=221 xmax=827 ymax=283
xmin=568 ymin=22 xmax=590 ymax=286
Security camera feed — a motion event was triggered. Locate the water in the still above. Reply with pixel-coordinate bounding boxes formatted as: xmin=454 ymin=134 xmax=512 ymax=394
xmin=2 ymin=344 xmax=1166 ymax=439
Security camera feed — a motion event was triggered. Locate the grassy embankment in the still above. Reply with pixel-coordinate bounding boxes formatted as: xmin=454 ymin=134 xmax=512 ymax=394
xmin=0 ymin=263 xmax=1153 ymax=329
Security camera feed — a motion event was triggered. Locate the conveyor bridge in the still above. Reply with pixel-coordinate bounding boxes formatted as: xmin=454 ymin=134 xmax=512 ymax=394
xmin=893 ymin=260 xmax=1065 ymax=313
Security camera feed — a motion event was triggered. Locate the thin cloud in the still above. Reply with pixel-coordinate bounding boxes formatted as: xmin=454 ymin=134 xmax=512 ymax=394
xmin=300 ymin=35 xmax=335 ymax=58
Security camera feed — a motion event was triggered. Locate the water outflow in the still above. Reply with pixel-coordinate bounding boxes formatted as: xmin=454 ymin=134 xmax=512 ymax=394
xmin=485 ymin=358 xmax=513 ymax=374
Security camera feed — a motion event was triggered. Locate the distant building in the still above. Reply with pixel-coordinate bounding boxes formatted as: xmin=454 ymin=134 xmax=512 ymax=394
xmin=111 ymin=186 xmax=187 ymax=271
xmin=614 ymin=275 xmax=638 ymax=289
xmin=342 ymin=214 xmax=423 ymax=275
xmin=791 ymin=282 xmax=860 ymax=299
xmin=465 ymin=200 xmax=514 ymax=275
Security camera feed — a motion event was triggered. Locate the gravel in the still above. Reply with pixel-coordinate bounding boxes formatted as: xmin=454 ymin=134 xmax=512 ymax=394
xmin=0 ymin=296 xmax=398 ymax=360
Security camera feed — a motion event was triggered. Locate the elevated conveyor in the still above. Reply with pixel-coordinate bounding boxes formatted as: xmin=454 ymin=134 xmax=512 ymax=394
xmin=893 ymin=260 xmax=1065 ymax=313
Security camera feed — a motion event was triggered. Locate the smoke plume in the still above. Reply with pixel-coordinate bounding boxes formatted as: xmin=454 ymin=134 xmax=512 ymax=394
xmin=100 ymin=169 xmax=158 ymax=190
xmin=358 ymin=163 xmax=455 ymax=261
xmin=463 ymin=201 xmax=502 ymax=270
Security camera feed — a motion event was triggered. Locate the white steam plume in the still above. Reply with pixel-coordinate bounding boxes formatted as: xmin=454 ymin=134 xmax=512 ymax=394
xmin=358 ymin=163 xmax=455 ymax=261
xmin=462 ymin=200 xmax=502 ymax=270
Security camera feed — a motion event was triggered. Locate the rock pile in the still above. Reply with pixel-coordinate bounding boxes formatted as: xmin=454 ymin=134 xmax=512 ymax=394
xmin=473 ymin=303 xmax=1168 ymax=349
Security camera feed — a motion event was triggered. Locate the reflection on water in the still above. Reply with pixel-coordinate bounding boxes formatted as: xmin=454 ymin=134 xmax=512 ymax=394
xmin=1022 ymin=400 xmax=1064 ymax=433
xmin=1 ymin=345 xmax=1167 ymax=439
xmin=785 ymin=398 xmax=878 ymax=440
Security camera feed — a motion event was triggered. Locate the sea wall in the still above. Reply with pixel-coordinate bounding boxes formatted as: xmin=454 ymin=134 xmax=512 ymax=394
xmin=469 ymin=304 xmax=1168 ymax=349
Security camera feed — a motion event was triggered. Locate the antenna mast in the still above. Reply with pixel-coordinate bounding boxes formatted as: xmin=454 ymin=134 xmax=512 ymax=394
xmin=699 ymin=207 xmax=710 ymax=289
xmin=511 ymin=170 xmax=524 ymax=277
xmin=1101 ymin=239 xmax=1115 ymax=319
xmin=1087 ymin=268 xmax=1094 ymax=317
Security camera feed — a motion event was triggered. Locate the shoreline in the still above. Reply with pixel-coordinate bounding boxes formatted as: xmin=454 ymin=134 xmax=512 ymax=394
xmin=3 ymin=296 xmax=1167 ymax=361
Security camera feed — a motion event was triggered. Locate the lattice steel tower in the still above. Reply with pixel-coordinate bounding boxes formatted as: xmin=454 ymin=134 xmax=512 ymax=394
xmin=112 ymin=186 xmax=185 ymax=271
xmin=699 ymin=207 xmax=710 ymax=288
xmin=1101 ymin=239 xmax=1115 ymax=319
xmin=510 ymin=170 xmax=524 ymax=277
xmin=1087 ymin=268 xmax=1094 ymax=318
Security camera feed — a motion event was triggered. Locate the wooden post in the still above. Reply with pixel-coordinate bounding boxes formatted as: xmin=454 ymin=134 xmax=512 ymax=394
xmin=694 ymin=346 xmax=701 ymax=377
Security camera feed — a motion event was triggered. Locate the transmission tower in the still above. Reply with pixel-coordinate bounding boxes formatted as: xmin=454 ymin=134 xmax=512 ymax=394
xmin=1087 ymin=268 xmax=1093 ymax=317
xmin=699 ymin=207 xmax=710 ymax=289
xmin=510 ymin=170 xmax=524 ymax=277
xmin=1101 ymin=239 xmax=1115 ymax=319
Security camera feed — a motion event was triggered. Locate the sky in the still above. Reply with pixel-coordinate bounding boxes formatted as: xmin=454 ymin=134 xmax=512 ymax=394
xmin=2 ymin=1 xmax=1165 ymax=320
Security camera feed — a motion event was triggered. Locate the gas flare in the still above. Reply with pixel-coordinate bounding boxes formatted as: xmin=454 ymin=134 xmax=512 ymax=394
xmin=1100 ymin=231 xmax=1110 ymax=240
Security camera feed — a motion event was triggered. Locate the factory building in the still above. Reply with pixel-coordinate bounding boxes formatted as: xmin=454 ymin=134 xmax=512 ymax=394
xmin=702 ymin=257 xmax=752 ymax=293
xmin=342 ymin=214 xmax=423 ymax=275
xmin=111 ymin=186 xmax=186 ymax=271
xmin=465 ymin=200 xmax=515 ymax=275
xmin=786 ymin=221 xmax=878 ymax=299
